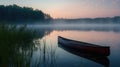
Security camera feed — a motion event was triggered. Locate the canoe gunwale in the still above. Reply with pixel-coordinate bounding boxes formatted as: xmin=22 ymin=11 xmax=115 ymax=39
xmin=58 ymin=36 xmax=109 ymax=47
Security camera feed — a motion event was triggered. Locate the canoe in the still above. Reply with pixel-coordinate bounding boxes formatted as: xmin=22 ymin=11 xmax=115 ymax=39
xmin=58 ymin=44 xmax=109 ymax=67
xmin=58 ymin=36 xmax=110 ymax=56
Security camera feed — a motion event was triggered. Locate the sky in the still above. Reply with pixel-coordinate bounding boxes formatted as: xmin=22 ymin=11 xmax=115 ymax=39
xmin=0 ymin=0 xmax=120 ymax=18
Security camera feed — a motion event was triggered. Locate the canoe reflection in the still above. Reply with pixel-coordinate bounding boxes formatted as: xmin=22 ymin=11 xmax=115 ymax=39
xmin=58 ymin=44 xmax=109 ymax=67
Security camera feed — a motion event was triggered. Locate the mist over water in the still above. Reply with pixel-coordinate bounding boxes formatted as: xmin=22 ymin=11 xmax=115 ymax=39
xmin=27 ymin=21 xmax=120 ymax=32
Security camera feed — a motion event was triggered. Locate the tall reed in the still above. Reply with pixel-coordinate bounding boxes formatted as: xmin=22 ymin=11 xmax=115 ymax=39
xmin=0 ymin=24 xmax=36 ymax=67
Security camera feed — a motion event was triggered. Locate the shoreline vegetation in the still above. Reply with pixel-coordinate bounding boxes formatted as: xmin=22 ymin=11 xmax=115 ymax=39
xmin=0 ymin=4 xmax=52 ymax=23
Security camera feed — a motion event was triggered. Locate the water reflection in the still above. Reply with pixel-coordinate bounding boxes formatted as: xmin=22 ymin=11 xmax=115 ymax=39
xmin=33 ymin=38 xmax=57 ymax=67
xmin=58 ymin=43 xmax=109 ymax=67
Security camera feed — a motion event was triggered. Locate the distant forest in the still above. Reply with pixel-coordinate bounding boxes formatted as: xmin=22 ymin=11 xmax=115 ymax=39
xmin=55 ymin=16 xmax=120 ymax=24
xmin=0 ymin=4 xmax=52 ymax=22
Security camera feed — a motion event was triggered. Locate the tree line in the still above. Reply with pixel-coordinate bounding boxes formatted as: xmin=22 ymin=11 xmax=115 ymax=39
xmin=0 ymin=4 xmax=52 ymax=22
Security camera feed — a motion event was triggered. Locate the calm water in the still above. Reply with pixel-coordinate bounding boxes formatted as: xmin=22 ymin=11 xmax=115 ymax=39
xmin=1 ymin=23 xmax=120 ymax=67
xmin=29 ymin=24 xmax=120 ymax=67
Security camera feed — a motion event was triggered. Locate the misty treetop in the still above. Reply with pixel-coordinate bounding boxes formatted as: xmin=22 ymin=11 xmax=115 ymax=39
xmin=0 ymin=4 xmax=52 ymax=22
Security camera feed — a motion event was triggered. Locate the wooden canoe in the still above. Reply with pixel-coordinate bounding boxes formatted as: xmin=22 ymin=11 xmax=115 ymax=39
xmin=58 ymin=36 xmax=110 ymax=56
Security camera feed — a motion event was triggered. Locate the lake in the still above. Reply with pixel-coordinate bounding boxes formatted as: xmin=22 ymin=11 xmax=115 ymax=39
xmin=28 ymin=23 xmax=120 ymax=67
xmin=0 ymin=23 xmax=120 ymax=67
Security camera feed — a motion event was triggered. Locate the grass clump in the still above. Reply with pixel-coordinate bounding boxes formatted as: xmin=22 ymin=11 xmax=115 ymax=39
xmin=0 ymin=24 xmax=36 ymax=44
